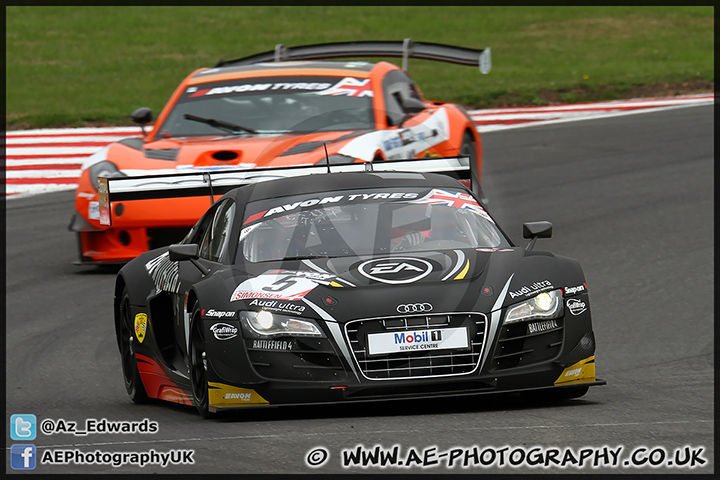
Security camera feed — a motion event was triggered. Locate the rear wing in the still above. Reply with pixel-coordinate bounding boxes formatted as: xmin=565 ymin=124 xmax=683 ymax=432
xmin=97 ymin=156 xmax=473 ymax=226
xmin=215 ymin=39 xmax=491 ymax=74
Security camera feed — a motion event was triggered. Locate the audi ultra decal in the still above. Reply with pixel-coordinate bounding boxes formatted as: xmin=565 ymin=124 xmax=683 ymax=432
xmin=357 ymin=257 xmax=433 ymax=285
xmin=397 ymin=303 xmax=433 ymax=314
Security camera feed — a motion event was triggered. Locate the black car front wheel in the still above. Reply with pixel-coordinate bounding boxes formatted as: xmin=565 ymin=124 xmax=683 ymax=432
xmin=118 ymin=286 xmax=150 ymax=404
xmin=189 ymin=303 xmax=213 ymax=418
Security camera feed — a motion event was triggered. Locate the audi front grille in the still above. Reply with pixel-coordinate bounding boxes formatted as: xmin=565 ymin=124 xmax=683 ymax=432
xmin=344 ymin=312 xmax=487 ymax=380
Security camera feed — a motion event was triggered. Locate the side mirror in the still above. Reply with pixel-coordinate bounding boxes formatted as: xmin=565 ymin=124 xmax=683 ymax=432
xmin=168 ymin=243 xmax=199 ymax=261
xmin=397 ymin=97 xmax=426 ymax=127
xmin=168 ymin=244 xmax=209 ymax=276
xmin=131 ymin=107 xmax=153 ymax=124
xmin=131 ymin=107 xmax=153 ymax=136
xmin=401 ymin=97 xmax=425 ymax=115
xmin=523 ymin=221 xmax=553 ymax=239
xmin=522 ymin=221 xmax=552 ymax=250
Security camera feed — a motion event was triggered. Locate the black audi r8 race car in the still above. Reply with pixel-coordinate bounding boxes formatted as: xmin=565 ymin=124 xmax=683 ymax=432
xmin=105 ymin=157 xmax=604 ymax=418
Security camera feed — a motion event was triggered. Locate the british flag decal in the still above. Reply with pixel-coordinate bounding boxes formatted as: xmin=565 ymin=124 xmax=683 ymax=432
xmin=413 ymin=189 xmax=493 ymax=222
xmin=315 ymin=77 xmax=373 ymax=97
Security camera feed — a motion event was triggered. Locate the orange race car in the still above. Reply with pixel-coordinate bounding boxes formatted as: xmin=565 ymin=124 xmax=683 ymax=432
xmin=68 ymin=40 xmax=491 ymax=264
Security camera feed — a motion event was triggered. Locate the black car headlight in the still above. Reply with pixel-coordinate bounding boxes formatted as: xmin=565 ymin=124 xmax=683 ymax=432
xmin=503 ymin=289 xmax=563 ymax=325
xmin=89 ymin=160 xmax=126 ymax=191
xmin=240 ymin=311 xmax=325 ymax=338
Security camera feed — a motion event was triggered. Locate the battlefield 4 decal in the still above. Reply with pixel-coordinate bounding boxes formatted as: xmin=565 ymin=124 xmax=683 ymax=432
xmin=250 ymin=339 xmax=295 ymax=351
xmin=567 ymin=298 xmax=588 ymax=316
xmin=357 ymin=257 xmax=433 ymax=285
xmin=508 ymin=280 xmax=553 ymax=299
xmin=527 ymin=319 xmax=561 ymax=334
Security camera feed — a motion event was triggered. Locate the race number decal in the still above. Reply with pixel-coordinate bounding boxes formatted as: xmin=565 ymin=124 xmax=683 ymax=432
xmin=230 ymin=270 xmax=333 ymax=301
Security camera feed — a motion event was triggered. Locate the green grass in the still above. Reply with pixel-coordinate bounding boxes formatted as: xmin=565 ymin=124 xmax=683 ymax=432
xmin=5 ymin=6 xmax=714 ymax=129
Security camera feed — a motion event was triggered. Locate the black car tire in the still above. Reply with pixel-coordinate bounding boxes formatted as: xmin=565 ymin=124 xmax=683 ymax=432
xmin=118 ymin=286 xmax=151 ymax=404
xmin=189 ymin=303 xmax=213 ymax=418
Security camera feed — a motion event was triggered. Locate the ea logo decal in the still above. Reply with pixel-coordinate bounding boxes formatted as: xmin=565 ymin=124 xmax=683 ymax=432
xmin=358 ymin=257 xmax=433 ymax=284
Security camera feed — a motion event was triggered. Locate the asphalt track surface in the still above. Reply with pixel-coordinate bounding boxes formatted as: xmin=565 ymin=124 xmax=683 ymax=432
xmin=5 ymin=104 xmax=713 ymax=475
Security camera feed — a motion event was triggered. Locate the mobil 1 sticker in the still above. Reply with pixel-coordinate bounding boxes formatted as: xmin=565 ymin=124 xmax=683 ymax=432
xmin=367 ymin=327 xmax=468 ymax=356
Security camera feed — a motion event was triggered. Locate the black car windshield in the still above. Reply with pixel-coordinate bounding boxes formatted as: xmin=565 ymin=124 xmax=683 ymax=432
xmin=238 ymin=188 xmax=509 ymax=263
xmin=157 ymin=75 xmax=375 ymax=137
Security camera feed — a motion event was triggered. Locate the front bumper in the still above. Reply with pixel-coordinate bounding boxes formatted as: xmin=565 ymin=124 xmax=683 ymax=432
xmin=205 ymin=328 xmax=603 ymax=412
xmin=69 ymin=189 xmax=211 ymax=264
xmin=69 ymin=212 xmax=191 ymax=265
xmin=207 ymin=364 xmax=605 ymax=413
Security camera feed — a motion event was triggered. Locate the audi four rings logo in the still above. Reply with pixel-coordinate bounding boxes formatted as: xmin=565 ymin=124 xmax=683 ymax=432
xmin=397 ymin=303 xmax=433 ymax=313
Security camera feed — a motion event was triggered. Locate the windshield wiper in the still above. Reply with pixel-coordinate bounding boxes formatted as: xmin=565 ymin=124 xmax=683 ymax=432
xmin=183 ymin=113 xmax=258 ymax=134
xmin=279 ymin=254 xmax=333 ymax=261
